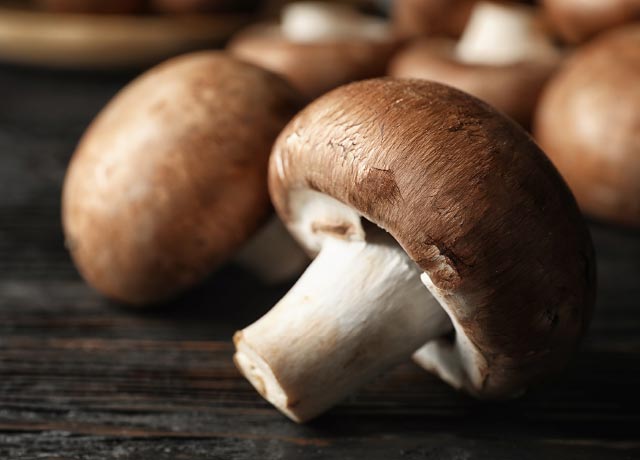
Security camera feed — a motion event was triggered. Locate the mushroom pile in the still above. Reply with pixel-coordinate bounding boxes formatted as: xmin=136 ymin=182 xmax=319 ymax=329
xmin=59 ymin=2 xmax=602 ymax=422
xmin=234 ymin=79 xmax=595 ymax=422
xmin=228 ymin=1 xmax=397 ymax=100
xmin=534 ymin=25 xmax=640 ymax=227
xmin=389 ymin=1 xmax=561 ymax=126
xmin=542 ymin=0 xmax=640 ymax=44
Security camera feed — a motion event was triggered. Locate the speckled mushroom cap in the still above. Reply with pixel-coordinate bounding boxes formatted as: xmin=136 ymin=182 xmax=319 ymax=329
xmin=228 ymin=24 xmax=398 ymax=100
xmin=388 ymin=39 xmax=560 ymax=127
xmin=534 ymin=26 xmax=640 ymax=228
xmin=269 ymin=78 xmax=595 ymax=397
xmin=543 ymin=0 xmax=640 ymax=44
xmin=62 ymin=52 xmax=301 ymax=305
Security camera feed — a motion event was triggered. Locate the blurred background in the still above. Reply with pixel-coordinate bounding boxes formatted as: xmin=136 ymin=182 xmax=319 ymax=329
xmin=0 ymin=0 xmax=639 ymax=458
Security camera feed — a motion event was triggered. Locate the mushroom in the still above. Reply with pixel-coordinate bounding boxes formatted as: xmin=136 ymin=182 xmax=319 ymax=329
xmin=389 ymin=1 xmax=561 ymax=126
xmin=36 ymin=0 xmax=144 ymax=13
xmin=391 ymin=0 xmax=478 ymax=39
xmin=388 ymin=2 xmax=561 ymax=127
xmin=542 ymin=0 xmax=640 ymax=44
xmin=62 ymin=52 xmax=303 ymax=305
xmin=534 ymin=25 xmax=640 ymax=228
xmin=228 ymin=1 xmax=397 ymax=100
xmin=234 ymin=78 xmax=596 ymax=423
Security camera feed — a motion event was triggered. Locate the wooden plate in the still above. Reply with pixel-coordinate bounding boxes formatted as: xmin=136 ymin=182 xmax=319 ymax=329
xmin=0 ymin=4 xmax=251 ymax=69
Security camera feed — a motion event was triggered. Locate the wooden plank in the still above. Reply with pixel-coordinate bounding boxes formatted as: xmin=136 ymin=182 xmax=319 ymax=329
xmin=1 ymin=60 xmax=639 ymax=459
xmin=0 ymin=5 xmax=248 ymax=69
xmin=0 ymin=336 xmax=639 ymax=458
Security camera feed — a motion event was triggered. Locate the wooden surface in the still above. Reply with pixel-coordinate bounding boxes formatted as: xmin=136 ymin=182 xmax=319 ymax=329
xmin=0 ymin=2 xmax=249 ymax=69
xmin=1 ymin=63 xmax=639 ymax=459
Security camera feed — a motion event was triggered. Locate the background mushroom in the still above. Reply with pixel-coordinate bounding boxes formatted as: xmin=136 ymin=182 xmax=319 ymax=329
xmin=389 ymin=1 xmax=561 ymax=126
xmin=234 ymin=78 xmax=596 ymax=423
xmin=542 ymin=0 xmax=640 ymax=44
xmin=534 ymin=25 xmax=640 ymax=228
xmin=62 ymin=52 xmax=303 ymax=305
xmin=391 ymin=0 xmax=478 ymax=39
xmin=228 ymin=1 xmax=397 ymax=100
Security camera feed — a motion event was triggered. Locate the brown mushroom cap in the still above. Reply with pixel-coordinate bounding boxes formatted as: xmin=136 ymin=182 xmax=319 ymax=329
xmin=228 ymin=23 xmax=398 ymax=100
xmin=388 ymin=38 xmax=560 ymax=126
xmin=534 ymin=26 xmax=640 ymax=228
xmin=392 ymin=0 xmax=478 ymax=39
xmin=543 ymin=0 xmax=640 ymax=44
xmin=269 ymin=78 xmax=595 ymax=397
xmin=62 ymin=52 xmax=301 ymax=305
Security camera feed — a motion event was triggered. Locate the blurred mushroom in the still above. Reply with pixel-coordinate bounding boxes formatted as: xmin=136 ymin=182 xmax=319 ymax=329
xmin=62 ymin=52 xmax=303 ymax=305
xmin=389 ymin=1 xmax=561 ymax=126
xmin=234 ymin=79 xmax=595 ymax=423
xmin=228 ymin=1 xmax=397 ymax=100
xmin=392 ymin=0 xmax=477 ymax=39
xmin=542 ymin=0 xmax=640 ymax=44
xmin=534 ymin=25 xmax=640 ymax=228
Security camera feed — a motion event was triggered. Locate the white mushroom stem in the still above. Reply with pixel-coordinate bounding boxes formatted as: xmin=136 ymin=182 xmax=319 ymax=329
xmin=234 ymin=217 xmax=309 ymax=284
xmin=281 ymin=1 xmax=390 ymax=43
xmin=234 ymin=232 xmax=452 ymax=422
xmin=456 ymin=1 xmax=556 ymax=65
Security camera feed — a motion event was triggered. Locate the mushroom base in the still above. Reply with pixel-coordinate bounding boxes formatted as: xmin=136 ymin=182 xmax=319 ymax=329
xmin=234 ymin=231 xmax=452 ymax=422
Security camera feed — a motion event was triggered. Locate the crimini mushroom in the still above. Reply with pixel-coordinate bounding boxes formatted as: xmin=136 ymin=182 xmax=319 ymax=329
xmin=389 ymin=1 xmax=561 ymax=126
xmin=234 ymin=79 xmax=596 ymax=423
xmin=62 ymin=52 xmax=302 ymax=305
xmin=228 ymin=2 xmax=397 ymax=100
xmin=392 ymin=0 xmax=477 ymax=39
xmin=534 ymin=26 xmax=640 ymax=228
xmin=543 ymin=0 xmax=640 ymax=44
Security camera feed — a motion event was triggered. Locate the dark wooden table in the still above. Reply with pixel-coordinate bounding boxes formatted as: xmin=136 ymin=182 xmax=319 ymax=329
xmin=1 ymin=63 xmax=639 ymax=460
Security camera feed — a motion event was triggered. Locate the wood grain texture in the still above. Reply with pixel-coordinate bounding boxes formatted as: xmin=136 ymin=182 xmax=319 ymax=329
xmin=1 ymin=63 xmax=639 ymax=459
xmin=0 ymin=4 xmax=249 ymax=69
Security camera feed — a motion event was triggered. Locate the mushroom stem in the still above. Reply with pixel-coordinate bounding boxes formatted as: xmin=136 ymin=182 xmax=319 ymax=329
xmin=281 ymin=1 xmax=389 ymax=43
xmin=234 ymin=232 xmax=452 ymax=422
xmin=456 ymin=2 xmax=555 ymax=65
xmin=234 ymin=217 xmax=309 ymax=284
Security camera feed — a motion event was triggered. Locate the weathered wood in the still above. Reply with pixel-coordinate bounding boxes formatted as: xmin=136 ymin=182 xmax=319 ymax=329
xmin=1 ymin=62 xmax=639 ymax=459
